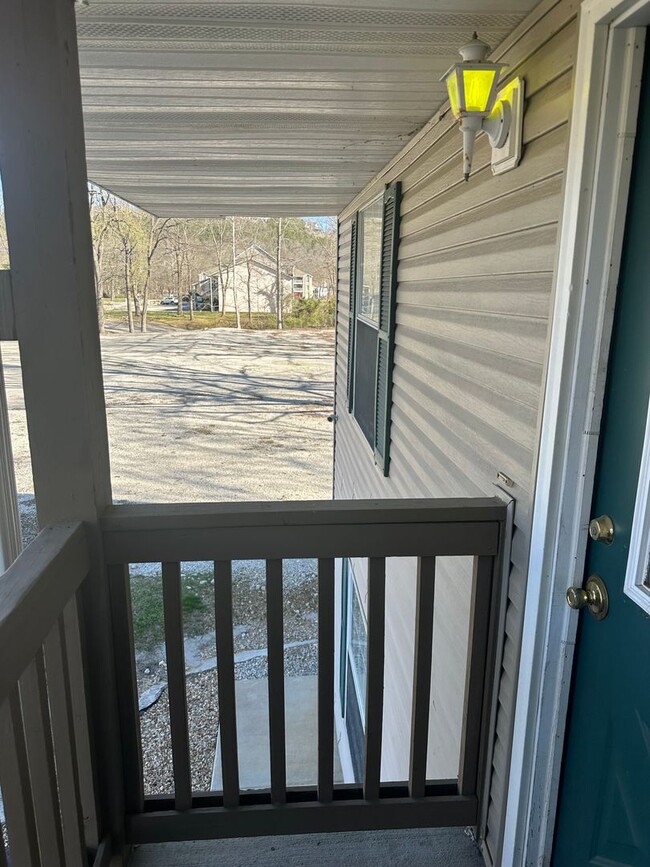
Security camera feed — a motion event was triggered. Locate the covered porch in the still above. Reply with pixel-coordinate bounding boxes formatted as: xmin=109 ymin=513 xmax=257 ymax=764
xmin=0 ymin=0 xmax=531 ymax=865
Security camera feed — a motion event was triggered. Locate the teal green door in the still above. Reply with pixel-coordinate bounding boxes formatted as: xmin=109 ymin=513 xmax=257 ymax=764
xmin=552 ymin=45 xmax=650 ymax=867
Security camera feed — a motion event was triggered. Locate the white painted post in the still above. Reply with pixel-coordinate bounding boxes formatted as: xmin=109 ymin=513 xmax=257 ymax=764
xmin=0 ymin=0 xmax=124 ymax=850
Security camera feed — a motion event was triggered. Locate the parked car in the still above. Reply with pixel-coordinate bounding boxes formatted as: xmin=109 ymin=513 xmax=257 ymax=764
xmin=160 ymin=295 xmax=178 ymax=305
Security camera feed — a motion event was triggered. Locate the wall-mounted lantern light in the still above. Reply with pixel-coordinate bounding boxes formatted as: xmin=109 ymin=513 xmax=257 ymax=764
xmin=442 ymin=33 xmax=525 ymax=180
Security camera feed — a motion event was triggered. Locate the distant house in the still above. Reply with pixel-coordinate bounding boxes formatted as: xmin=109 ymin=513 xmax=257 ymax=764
xmin=192 ymin=246 xmax=313 ymax=314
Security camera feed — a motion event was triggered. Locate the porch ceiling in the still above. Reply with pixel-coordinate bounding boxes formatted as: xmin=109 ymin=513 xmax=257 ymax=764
xmin=76 ymin=0 xmax=538 ymax=217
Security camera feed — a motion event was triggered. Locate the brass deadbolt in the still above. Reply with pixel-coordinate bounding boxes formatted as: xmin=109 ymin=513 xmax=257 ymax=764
xmin=566 ymin=574 xmax=609 ymax=620
xmin=589 ymin=515 xmax=614 ymax=545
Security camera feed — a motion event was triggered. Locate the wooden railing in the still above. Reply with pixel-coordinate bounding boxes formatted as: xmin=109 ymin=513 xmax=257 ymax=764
xmin=101 ymin=498 xmax=508 ymax=845
xmin=0 ymin=523 xmax=110 ymax=867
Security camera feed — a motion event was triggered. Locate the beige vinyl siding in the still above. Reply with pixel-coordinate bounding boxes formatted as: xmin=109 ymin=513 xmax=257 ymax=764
xmin=333 ymin=0 xmax=578 ymax=863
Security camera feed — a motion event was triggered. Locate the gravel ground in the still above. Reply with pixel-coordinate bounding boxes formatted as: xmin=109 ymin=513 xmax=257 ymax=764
xmin=135 ymin=561 xmax=320 ymax=793
xmin=2 ymin=328 xmax=334 ymax=503
xmin=1 ymin=328 xmax=335 ymax=804
xmin=141 ymin=643 xmax=319 ymax=794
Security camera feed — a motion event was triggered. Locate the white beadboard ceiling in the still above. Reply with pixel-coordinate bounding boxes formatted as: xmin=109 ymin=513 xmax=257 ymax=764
xmin=76 ymin=0 xmax=538 ymax=217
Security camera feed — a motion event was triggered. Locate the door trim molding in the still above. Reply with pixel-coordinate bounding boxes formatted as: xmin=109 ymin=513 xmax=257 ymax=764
xmin=501 ymin=3 xmax=648 ymax=864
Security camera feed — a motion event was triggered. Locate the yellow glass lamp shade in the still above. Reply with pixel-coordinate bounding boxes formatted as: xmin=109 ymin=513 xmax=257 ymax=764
xmin=443 ymin=63 xmax=503 ymax=118
xmin=442 ymin=33 xmax=507 ymax=118
xmin=463 ymin=67 xmax=499 ymax=113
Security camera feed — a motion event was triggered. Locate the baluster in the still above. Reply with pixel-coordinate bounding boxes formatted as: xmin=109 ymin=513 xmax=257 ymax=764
xmin=107 ymin=564 xmax=144 ymax=813
xmin=408 ymin=557 xmax=436 ymax=799
xmin=19 ymin=652 xmax=65 ymax=864
xmin=266 ymin=559 xmax=286 ymax=804
xmin=162 ymin=562 xmax=192 ymax=811
xmin=363 ymin=557 xmax=386 ymax=802
xmin=43 ymin=617 xmax=86 ymax=867
xmin=214 ymin=560 xmax=239 ymax=807
xmin=0 ymin=687 xmax=40 ymax=865
xmin=62 ymin=597 xmax=99 ymax=847
xmin=317 ymin=558 xmax=335 ymax=803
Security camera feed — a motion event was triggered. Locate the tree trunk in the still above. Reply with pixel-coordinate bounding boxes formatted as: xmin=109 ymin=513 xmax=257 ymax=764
xmin=141 ymin=266 xmax=151 ymax=333
xmin=125 ymin=257 xmax=134 ymax=333
xmin=276 ymin=217 xmax=283 ymax=330
xmin=232 ymin=216 xmax=241 ymax=330
xmin=94 ymin=258 xmax=105 ymax=334
xmin=246 ymin=261 xmax=253 ymax=324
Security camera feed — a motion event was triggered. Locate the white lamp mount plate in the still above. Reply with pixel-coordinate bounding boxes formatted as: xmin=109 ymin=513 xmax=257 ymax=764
xmin=491 ymin=76 xmax=525 ymax=175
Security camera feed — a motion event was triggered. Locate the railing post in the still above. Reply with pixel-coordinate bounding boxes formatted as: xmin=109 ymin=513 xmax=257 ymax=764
xmin=458 ymin=555 xmax=496 ymax=797
xmin=0 ymin=0 xmax=122 ymax=848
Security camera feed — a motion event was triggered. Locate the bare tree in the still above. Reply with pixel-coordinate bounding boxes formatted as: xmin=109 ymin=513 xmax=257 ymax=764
xmin=231 ymin=217 xmax=241 ymax=330
xmin=113 ymin=216 xmax=138 ymax=333
xmin=276 ymin=217 xmax=284 ymax=329
xmin=167 ymin=222 xmax=189 ymax=316
xmin=140 ymin=216 xmax=174 ymax=332
xmin=204 ymin=219 xmax=231 ymax=317
xmin=88 ymin=186 xmax=118 ymax=332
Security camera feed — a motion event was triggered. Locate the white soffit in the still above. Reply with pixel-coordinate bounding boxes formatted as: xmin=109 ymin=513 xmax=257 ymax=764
xmin=76 ymin=0 xmax=537 ymax=217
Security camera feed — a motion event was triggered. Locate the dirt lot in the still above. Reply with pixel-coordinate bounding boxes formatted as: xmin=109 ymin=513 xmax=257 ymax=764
xmin=2 ymin=327 xmax=335 ymax=504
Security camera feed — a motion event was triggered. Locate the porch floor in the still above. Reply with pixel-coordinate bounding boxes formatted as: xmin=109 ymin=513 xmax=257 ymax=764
xmin=128 ymin=828 xmax=484 ymax=866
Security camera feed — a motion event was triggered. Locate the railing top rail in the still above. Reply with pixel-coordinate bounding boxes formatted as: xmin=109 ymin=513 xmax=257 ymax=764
xmin=101 ymin=498 xmax=507 ymax=564
xmin=0 ymin=522 xmax=89 ymax=703
xmin=102 ymin=497 xmax=506 ymax=530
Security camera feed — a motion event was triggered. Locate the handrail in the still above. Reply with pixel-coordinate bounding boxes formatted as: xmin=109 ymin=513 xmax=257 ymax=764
xmin=101 ymin=497 xmax=504 ymax=563
xmin=0 ymin=521 xmax=102 ymax=867
xmin=0 ymin=522 xmax=89 ymax=703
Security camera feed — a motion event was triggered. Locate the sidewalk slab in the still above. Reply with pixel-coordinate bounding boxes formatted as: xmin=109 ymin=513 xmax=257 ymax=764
xmin=211 ymin=675 xmax=342 ymax=790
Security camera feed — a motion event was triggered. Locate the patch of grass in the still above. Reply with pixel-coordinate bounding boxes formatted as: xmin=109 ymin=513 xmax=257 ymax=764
xmin=130 ymin=572 xmax=214 ymax=650
xmin=147 ymin=311 xmax=278 ymax=330
xmin=104 ymin=308 xmax=335 ymax=331
xmin=105 ymin=310 xmax=277 ymax=330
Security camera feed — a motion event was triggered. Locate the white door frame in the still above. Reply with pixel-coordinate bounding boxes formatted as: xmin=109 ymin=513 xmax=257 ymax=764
xmin=502 ymin=1 xmax=650 ymax=863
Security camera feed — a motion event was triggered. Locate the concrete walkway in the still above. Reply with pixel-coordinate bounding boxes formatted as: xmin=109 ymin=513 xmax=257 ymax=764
xmin=211 ymin=676 xmax=343 ymax=790
xmin=129 ymin=828 xmax=485 ymax=866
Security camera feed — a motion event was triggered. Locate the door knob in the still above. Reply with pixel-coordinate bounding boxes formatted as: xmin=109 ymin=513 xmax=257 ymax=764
xmin=589 ymin=515 xmax=614 ymax=544
xmin=566 ymin=574 xmax=609 ymax=620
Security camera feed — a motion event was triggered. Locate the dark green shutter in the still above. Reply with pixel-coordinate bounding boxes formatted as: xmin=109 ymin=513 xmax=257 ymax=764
xmin=346 ymin=213 xmax=359 ymax=412
xmin=374 ymin=181 xmax=401 ymax=475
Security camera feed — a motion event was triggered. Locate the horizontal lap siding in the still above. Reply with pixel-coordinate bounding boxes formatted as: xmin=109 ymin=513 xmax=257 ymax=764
xmin=334 ymin=2 xmax=577 ymax=863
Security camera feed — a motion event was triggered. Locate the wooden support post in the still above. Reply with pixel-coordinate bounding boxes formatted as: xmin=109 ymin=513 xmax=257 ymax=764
xmin=0 ymin=0 xmax=122 ymax=847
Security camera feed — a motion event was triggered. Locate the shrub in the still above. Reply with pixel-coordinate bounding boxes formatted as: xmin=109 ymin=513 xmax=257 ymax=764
xmin=285 ymin=297 xmax=335 ymax=328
